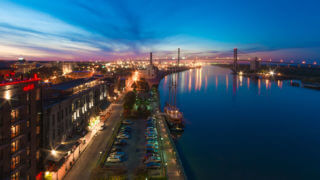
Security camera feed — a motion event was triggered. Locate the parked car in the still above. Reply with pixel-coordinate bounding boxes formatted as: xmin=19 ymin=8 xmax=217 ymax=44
xmin=146 ymin=162 xmax=161 ymax=169
xmin=147 ymin=140 xmax=158 ymax=145
xmin=114 ymin=139 xmax=127 ymax=145
xmin=144 ymin=153 xmax=160 ymax=160
xmin=146 ymin=136 xmax=156 ymax=140
xmin=146 ymin=144 xmax=159 ymax=149
xmin=145 ymin=133 xmax=157 ymax=138
xmin=111 ymin=146 xmax=121 ymax=153
xmin=146 ymin=131 xmax=157 ymax=135
xmin=117 ymin=134 xmax=130 ymax=139
xmin=107 ymin=156 xmax=122 ymax=163
xmin=110 ymin=151 xmax=125 ymax=157
xmin=144 ymin=156 xmax=161 ymax=163
xmin=122 ymin=120 xmax=133 ymax=125
xmin=146 ymin=148 xmax=158 ymax=153
xmin=121 ymin=126 xmax=131 ymax=131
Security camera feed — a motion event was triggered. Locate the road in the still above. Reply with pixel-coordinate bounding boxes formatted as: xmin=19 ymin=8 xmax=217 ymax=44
xmin=64 ymin=100 xmax=124 ymax=180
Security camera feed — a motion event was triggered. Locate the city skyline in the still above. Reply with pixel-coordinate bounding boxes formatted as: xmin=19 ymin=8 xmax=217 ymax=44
xmin=0 ymin=0 xmax=320 ymax=61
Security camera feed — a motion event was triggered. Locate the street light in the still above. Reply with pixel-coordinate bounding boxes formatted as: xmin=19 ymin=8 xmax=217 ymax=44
xmin=269 ymin=71 xmax=275 ymax=76
xmin=51 ymin=149 xmax=57 ymax=156
xmin=4 ymin=91 xmax=10 ymax=100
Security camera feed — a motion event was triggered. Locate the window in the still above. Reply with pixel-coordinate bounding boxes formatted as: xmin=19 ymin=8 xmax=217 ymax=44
xmin=11 ymin=155 xmax=20 ymax=170
xmin=11 ymin=140 xmax=19 ymax=153
xmin=27 ymin=120 xmax=30 ymax=128
xmin=11 ymin=125 xmax=20 ymax=138
xmin=36 ymin=150 xmax=40 ymax=160
xmin=27 ymin=146 xmax=30 ymax=156
xmin=36 ymin=126 xmax=40 ymax=135
xmin=11 ymin=109 xmax=19 ymax=122
xmin=36 ymin=88 xmax=40 ymax=100
xmin=11 ymin=171 xmax=19 ymax=180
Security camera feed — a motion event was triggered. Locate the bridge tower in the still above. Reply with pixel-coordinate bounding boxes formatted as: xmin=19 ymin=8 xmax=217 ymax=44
xmin=233 ymin=48 xmax=238 ymax=73
xmin=178 ymin=48 xmax=180 ymax=66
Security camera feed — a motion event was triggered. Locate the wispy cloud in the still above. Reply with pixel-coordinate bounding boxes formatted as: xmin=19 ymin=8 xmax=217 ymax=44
xmin=0 ymin=0 xmax=319 ymax=60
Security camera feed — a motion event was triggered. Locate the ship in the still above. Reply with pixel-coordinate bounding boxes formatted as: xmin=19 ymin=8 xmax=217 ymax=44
xmin=164 ymin=104 xmax=184 ymax=132
xmin=163 ymin=63 xmax=185 ymax=132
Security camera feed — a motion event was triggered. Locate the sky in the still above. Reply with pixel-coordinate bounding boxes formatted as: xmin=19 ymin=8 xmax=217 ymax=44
xmin=0 ymin=0 xmax=319 ymax=61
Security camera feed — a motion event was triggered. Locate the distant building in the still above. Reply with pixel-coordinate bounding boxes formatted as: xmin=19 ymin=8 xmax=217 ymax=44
xmin=65 ymin=71 xmax=93 ymax=79
xmin=11 ymin=58 xmax=37 ymax=74
xmin=0 ymin=75 xmax=41 ymax=180
xmin=250 ymin=57 xmax=261 ymax=71
xmin=139 ymin=52 xmax=158 ymax=80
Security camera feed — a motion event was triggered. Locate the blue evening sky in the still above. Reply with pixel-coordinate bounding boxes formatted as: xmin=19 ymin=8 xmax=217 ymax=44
xmin=0 ymin=0 xmax=319 ymax=61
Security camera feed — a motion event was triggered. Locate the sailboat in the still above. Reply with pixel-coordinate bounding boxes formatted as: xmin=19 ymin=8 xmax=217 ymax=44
xmin=164 ymin=71 xmax=184 ymax=132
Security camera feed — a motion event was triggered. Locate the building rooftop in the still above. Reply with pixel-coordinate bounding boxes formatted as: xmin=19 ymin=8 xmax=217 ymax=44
xmin=50 ymin=77 xmax=96 ymax=91
xmin=0 ymin=74 xmax=40 ymax=87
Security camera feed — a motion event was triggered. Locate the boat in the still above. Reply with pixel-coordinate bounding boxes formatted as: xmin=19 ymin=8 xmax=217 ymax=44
xmin=163 ymin=63 xmax=185 ymax=132
xmin=164 ymin=104 xmax=184 ymax=132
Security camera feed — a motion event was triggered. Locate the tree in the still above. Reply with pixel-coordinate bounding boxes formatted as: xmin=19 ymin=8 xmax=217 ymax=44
xmin=123 ymin=91 xmax=136 ymax=116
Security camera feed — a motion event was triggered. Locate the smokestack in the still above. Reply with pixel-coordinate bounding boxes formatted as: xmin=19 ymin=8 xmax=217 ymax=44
xmin=150 ymin=52 xmax=153 ymax=65
xmin=178 ymin=48 xmax=180 ymax=65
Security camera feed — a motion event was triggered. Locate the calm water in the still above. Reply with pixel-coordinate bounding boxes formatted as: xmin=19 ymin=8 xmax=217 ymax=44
xmin=159 ymin=65 xmax=320 ymax=180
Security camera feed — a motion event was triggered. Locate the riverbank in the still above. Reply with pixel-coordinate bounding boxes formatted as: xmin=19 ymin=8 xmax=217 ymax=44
xmin=212 ymin=64 xmax=320 ymax=90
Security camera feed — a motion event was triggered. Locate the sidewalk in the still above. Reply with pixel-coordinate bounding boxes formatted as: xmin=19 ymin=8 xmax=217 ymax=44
xmin=157 ymin=114 xmax=186 ymax=180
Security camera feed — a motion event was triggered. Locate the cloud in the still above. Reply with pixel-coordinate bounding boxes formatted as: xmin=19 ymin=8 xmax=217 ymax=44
xmin=0 ymin=0 xmax=320 ymax=61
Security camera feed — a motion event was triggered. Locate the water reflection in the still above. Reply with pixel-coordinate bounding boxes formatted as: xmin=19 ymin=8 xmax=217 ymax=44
xmin=159 ymin=65 xmax=320 ymax=180
xmin=161 ymin=66 xmax=290 ymax=98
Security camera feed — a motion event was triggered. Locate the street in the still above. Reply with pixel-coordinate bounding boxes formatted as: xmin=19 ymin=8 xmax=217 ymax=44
xmin=64 ymin=100 xmax=124 ymax=180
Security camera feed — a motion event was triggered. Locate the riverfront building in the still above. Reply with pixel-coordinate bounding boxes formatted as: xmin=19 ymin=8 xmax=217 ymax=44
xmin=0 ymin=75 xmax=42 ymax=180
xmin=139 ymin=52 xmax=159 ymax=80
xmin=41 ymin=77 xmax=109 ymax=177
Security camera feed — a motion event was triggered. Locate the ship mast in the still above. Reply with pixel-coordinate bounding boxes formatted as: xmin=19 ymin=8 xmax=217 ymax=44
xmin=167 ymin=48 xmax=180 ymax=107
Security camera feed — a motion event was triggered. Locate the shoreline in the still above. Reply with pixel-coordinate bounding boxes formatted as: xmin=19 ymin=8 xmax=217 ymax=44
xmin=212 ymin=64 xmax=320 ymax=90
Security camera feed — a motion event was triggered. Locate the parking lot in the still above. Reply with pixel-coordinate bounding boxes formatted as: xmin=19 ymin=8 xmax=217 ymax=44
xmin=104 ymin=117 xmax=164 ymax=178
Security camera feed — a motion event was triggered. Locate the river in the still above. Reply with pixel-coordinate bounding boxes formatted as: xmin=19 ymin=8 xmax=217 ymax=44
xmin=159 ymin=65 xmax=320 ymax=180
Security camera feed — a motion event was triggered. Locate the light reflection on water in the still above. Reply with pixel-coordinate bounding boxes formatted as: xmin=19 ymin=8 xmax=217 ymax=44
xmin=162 ymin=66 xmax=287 ymax=96
xmin=159 ymin=65 xmax=320 ymax=180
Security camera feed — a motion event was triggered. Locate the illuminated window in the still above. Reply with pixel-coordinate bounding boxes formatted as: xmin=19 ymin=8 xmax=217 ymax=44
xmin=36 ymin=89 xmax=40 ymax=100
xmin=27 ymin=146 xmax=30 ymax=156
xmin=11 ymin=171 xmax=19 ymax=180
xmin=11 ymin=155 xmax=20 ymax=170
xmin=36 ymin=126 xmax=40 ymax=135
xmin=36 ymin=150 xmax=40 ymax=160
xmin=11 ymin=140 xmax=19 ymax=153
xmin=11 ymin=109 xmax=19 ymax=122
xmin=11 ymin=125 xmax=20 ymax=138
